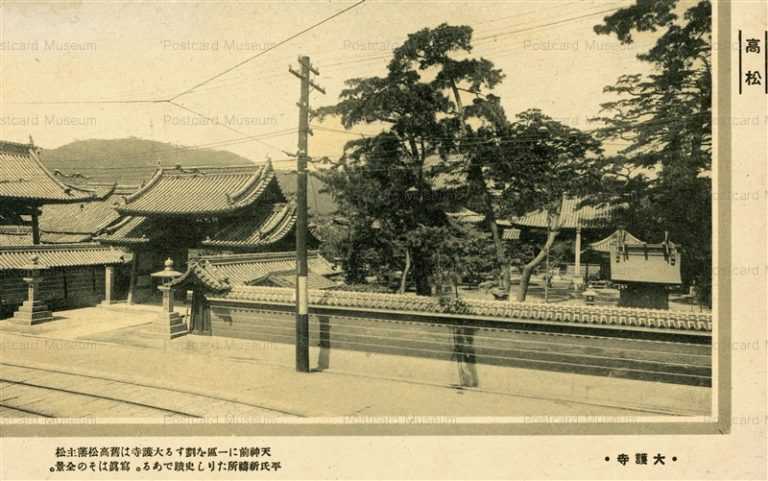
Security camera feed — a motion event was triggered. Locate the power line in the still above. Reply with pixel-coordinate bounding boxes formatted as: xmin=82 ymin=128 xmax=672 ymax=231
xmin=474 ymin=6 xmax=623 ymax=43
xmin=168 ymin=0 xmax=369 ymax=101
xmin=4 ymin=1 xmax=369 ymax=106
xmin=166 ymin=100 xmax=290 ymax=153
xmin=4 ymin=99 xmax=167 ymax=106
xmin=152 ymin=3 xmax=622 ymax=99
xmin=311 ymin=124 xmax=643 ymax=146
xmin=3 ymin=3 xmax=624 ymax=107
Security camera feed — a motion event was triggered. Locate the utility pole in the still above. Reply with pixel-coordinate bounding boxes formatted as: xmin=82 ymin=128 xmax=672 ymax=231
xmin=289 ymin=56 xmax=325 ymax=373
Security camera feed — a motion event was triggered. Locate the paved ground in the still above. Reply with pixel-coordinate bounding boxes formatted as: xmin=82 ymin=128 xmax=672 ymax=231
xmin=0 ymin=305 xmax=712 ymax=418
xmin=0 ymin=364 xmax=285 ymax=419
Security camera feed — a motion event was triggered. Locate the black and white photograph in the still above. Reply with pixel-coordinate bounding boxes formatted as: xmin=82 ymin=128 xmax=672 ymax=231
xmin=0 ymin=0 xmax=764 ymax=479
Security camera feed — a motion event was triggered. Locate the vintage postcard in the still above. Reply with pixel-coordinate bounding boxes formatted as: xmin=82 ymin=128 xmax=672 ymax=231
xmin=0 ymin=0 xmax=765 ymax=479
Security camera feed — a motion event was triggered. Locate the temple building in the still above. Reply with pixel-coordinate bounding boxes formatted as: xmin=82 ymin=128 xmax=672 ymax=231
xmin=169 ymin=250 xmax=340 ymax=334
xmin=590 ymin=229 xmax=682 ymax=309
xmin=0 ymin=244 xmax=130 ymax=319
xmin=446 ymin=207 xmax=521 ymax=241
xmin=0 ymin=183 xmax=136 ymax=245
xmin=96 ymin=162 xmax=314 ymax=304
xmin=0 ymin=139 xmax=133 ymax=319
xmin=37 ymin=183 xmax=137 ymax=243
xmin=510 ymin=196 xmax=617 ymax=283
xmin=0 ymin=139 xmax=97 ymax=243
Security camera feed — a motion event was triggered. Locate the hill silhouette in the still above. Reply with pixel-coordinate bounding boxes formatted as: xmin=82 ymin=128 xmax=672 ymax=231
xmin=40 ymin=137 xmax=337 ymax=215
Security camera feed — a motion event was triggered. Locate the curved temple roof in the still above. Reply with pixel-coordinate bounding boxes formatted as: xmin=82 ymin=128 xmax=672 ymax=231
xmin=589 ymin=229 xmax=646 ymax=253
xmin=39 ymin=184 xmax=137 ymax=243
xmin=511 ymin=196 xmax=617 ymax=231
xmin=116 ymin=162 xmax=276 ymax=217
xmin=0 ymin=140 xmax=96 ymax=203
xmin=0 ymin=243 xmax=131 ymax=270
xmin=95 ymin=216 xmax=151 ymax=245
xmin=171 ymin=250 xmax=339 ymax=291
xmin=202 ymin=202 xmax=297 ymax=248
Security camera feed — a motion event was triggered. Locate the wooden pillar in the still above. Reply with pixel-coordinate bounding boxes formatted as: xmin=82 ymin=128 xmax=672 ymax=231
xmin=574 ymin=226 xmax=583 ymax=290
xmin=127 ymin=250 xmax=139 ymax=305
xmin=31 ymin=208 xmax=41 ymax=245
xmin=575 ymin=226 xmax=582 ymax=276
xmin=101 ymin=265 xmax=115 ymax=305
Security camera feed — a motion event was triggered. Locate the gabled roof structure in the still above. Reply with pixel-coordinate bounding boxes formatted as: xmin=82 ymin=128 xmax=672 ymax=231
xmin=38 ymin=184 xmax=137 ymax=244
xmin=247 ymin=270 xmax=337 ymax=290
xmin=116 ymin=163 xmax=276 ymax=217
xmin=589 ymin=229 xmax=645 ymax=253
xmin=0 ymin=140 xmax=95 ymax=204
xmin=0 ymin=243 xmax=131 ymax=271
xmin=201 ymin=202 xmax=297 ymax=249
xmin=95 ymin=216 xmax=151 ymax=245
xmin=171 ymin=250 xmax=340 ymax=292
xmin=510 ymin=196 xmax=616 ymax=231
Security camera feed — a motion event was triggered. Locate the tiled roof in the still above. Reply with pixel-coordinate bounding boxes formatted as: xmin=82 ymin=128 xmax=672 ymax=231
xmin=0 ymin=226 xmax=33 ymax=246
xmin=40 ymin=232 xmax=93 ymax=244
xmin=446 ymin=208 xmax=484 ymax=223
xmin=0 ymin=141 xmax=95 ymax=203
xmin=39 ymin=184 xmax=134 ymax=240
xmin=510 ymin=196 xmax=616 ymax=231
xmin=173 ymin=250 xmax=339 ymax=291
xmin=116 ymin=163 xmax=278 ymax=217
xmin=589 ymin=229 xmax=645 ymax=253
xmin=609 ymin=244 xmax=682 ymax=285
xmin=95 ymin=216 xmax=151 ymax=245
xmin=248 ymin=270 xmax=337 ymax=290
xmin=446 ymin=208 xmax=513 ymax=228
xmin=170 ymin=262 xmax=231 ymax=292
xmin=201 ymin=202 xmax=296 ymax=248
xmin=502 ymin=228 xmax=521 ymax=240
xmin=0 ymin=243 xmax=131 ymax=270
xmin=212 ymin=286 xmax=712 ymax=332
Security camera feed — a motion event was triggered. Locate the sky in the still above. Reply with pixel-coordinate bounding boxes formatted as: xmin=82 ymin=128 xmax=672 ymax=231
xmin=0 ymin=0 xmax=671 ymax=169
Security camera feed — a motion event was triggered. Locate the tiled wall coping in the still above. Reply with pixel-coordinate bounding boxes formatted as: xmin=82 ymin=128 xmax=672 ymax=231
xmin=209 ymin=286 xmax=713 ymax=333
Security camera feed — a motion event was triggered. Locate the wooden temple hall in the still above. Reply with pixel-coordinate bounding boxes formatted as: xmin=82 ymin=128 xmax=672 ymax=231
xmin=0 ymin=138 xmax=327 ymax=322
xmin=95 ymin=161 xmax=315 ymax=304
xmin=0 ymin=139 xmax=128 ymax=321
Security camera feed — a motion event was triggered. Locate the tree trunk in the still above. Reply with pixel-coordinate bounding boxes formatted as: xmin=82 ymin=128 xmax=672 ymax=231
xmin=399 ymin=248 xmax=411 ymax=294
xmin=450 ymin=81 xmax=510 ymax=293
xmin=413 ymin=254 xmax=432 ymax=296
xmin=517 ymin=229 xmax=559 ymax=302
xmin=482 ymin=188 xmax=509 ymax=293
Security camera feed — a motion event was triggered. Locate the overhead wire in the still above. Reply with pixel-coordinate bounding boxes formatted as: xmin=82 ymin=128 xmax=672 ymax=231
xmin=48 ymin=128 xmax=298 ymax=171
xmin=5 ymin=0 xmax=666 ymax=169
xmin=149 ymin=2 xmax=625 ymax=99
xmin=167 ymin=0 xmax=370 ymax=101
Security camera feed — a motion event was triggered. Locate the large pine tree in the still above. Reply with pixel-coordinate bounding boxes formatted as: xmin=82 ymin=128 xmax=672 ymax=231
xmin=591 ymin=0 xmax=712 ymax=305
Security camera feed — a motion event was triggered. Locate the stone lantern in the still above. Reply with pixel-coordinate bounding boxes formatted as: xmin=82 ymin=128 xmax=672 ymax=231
xmin=150 ymin=258 xmax=186 ymax=339
xmin=583 ymin=288 xmax=598 ymax=306
xmin=13 ymin=255 xmax=54 ymax=325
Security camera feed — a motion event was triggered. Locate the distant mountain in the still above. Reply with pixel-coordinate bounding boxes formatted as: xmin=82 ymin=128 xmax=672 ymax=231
xmin=40 ymin=137 xmax=338 ymax=216
xmin=40 ymin=137 xmax=249 ymax=184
